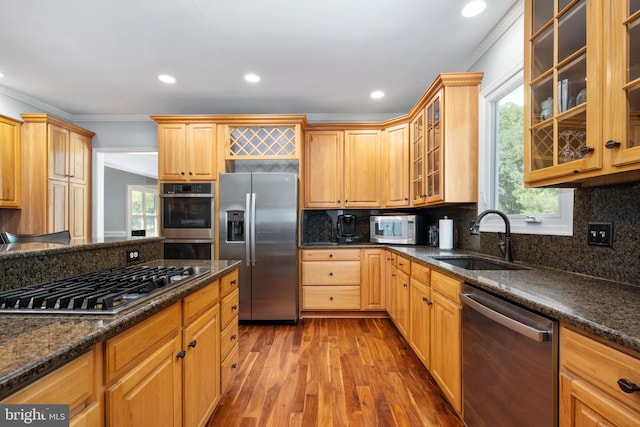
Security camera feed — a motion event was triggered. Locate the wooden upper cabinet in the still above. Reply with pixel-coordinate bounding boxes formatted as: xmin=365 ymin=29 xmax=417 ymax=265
xmin=383 ymin=123 xmax=410 ymax=207
xmin=304 ymin=130 xmax=344 ymax=208
xmin=409 ymin=73 xmax=482 ymax=206
xmin=0 ymin=115 xmax=21 ymax=208
xmin=524 ymin=0 xmax=640 ymax=187
xmin=19 ymin=114 xmax=94 ymax=237
xmin=344 ymin=129 xmax=382 ymax=207
xmin=304 ymin=129 xmax=382 ymax=208
xmin=157 ymin=122 xmax=216 ymax=182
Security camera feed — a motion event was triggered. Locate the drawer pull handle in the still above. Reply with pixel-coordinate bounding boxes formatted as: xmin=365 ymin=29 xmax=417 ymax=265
xmin=231 ymin=334 xmax=237 ymax=341
xmin=617 ymin=378 xmax=640 ymax=393
xmin=329 ymin=272 xmax=333 ymax=276
xmin=329 ymin=253 xmax=333 ymax=257
xmin=231 ymin=305 xmax=238 ymax=311
xmin=177 ymin=350 xmax=186 ymax=359
xmin=403 ymin=283 xmax=408 ymax=288
xmin=422 ymin=296 xmax=433 ymax=305
xmin=231 ymin=363 xmax=238 ymax=369
xmin=188 ymin=340 xmax=197 ymax=348
xmin=231 ymin=279 xmax=237 ymax=285
xmin=329 ymin=296 xmax=334 ymax=301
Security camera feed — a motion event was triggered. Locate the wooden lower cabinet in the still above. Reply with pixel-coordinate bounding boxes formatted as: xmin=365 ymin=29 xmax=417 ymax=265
xmin=220 ymin=270 xmax=239 ymax=393
xmin=2 ymin=344 xmax=103 ymax=427
xmin=106 ymin=335 xmax=183 ymax=427
xmin=300 ymin=249 xmax=362 ymax=312
xmin=429 ymin=270 xmax=462 ymax=415
xmin=560 ymin=325 xmax=640 ymax=427
xmin=409 ymin=262 xmax=431 ymax=368
xmin=361 ymin=249 xmax=386 ymax=310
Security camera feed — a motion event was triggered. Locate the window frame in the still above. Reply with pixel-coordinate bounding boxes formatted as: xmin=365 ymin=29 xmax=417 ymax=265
xmin=126 ymin=184 xmax=159 ymax=237
xmin=478 ymin=64 xmax=574 ymax=236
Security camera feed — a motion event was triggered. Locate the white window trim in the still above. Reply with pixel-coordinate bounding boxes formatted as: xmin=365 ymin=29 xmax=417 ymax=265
xmin=477 ymin=63 xmax=574 ymax=236
xmin=126 ymin=184 xmax=159 ymax=238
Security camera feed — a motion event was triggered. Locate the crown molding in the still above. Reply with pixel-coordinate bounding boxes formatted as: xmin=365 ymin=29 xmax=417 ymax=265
xmin=462 ymin=0 xmax=524 ymax=72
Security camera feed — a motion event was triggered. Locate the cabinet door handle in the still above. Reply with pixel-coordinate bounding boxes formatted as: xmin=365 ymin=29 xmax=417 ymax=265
xmin=403 ymin=282 xmax=408 ymax=288
xmin=605 ymin=140 xmax=621 ymax=149
xmin=189 ymin=171 xmax=193 ymax=175
xmin=231 ymin=305 xmax=238 ymax=311
xmin=231 ymin=279 xmax=237 ymax=285
xmin=231 ymin=334 xmax=237 ymax=341
xmin=422 ymin=296 xmax=433 ymax=305
xmin=177 ymin=350 xmax=186 ymax=359
xmin=577 ymin=145 xmax=594 ymax=156
xmin=231 ymin=363 xmax=238 ymax=369
xmin=188 ymin=340 xmax=197 ymax=348
xmin=617 ymin=378 xmax=640 ymax=393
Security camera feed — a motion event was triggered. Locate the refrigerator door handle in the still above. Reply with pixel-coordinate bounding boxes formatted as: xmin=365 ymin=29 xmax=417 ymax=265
xmin=250 ymin=193 xmax=257 ymax=266
xmin=245 ymin=193 xmax=251 ymax=266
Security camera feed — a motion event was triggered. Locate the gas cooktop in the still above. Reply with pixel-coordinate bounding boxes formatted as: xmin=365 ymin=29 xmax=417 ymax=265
xmin=0 ymin=264 xmax=209 ymax=315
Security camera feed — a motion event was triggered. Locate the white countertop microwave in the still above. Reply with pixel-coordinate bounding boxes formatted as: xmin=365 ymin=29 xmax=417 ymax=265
xmin=370 ymin=215 xmax=425 ymax=245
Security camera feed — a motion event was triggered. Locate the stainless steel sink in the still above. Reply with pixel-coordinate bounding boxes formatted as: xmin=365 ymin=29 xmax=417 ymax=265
xmin=433 ymin=256 xmax=527 ymax=270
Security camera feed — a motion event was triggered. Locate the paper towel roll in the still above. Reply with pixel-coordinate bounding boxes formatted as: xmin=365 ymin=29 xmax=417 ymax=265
xmin=439 ymin=217 xmax=453 ymax=250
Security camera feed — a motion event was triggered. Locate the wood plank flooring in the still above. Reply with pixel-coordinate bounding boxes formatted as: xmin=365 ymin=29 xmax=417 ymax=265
xmin=208 ymin=318 xmax=464 ymax=427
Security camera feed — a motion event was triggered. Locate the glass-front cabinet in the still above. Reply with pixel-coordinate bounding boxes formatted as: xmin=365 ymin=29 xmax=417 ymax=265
xmin=410 ymin=109 xmax=426 ymax=206
xmin=525 ymin=0 xmax=640 ymax=186
xmin=608 ymin=0 xmax=640 ymax=166
xmin=425 ymin=95 xmax=443 ymax=203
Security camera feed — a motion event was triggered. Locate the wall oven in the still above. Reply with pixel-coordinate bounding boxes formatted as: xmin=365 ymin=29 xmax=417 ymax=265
xmin=160 ymin=182 xmax=214 ymax=260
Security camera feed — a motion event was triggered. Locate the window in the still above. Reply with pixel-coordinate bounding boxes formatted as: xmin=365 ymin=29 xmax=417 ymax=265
xmin=478 ymin=68 xmax=574 ymax=236
xmin=127 ymin=185 xmax=159 ymax=237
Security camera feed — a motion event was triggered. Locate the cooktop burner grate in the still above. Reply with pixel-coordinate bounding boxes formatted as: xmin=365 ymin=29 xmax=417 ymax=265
xmin=0 ymin=265 xmax=205 ymax=314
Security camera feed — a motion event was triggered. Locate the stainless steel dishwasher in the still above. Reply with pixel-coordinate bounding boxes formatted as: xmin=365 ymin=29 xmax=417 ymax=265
xmin=461 ymin=283 xmax=558 ymax=427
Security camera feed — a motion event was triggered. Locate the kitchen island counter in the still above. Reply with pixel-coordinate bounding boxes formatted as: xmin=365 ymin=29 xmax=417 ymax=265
xmin=388 ymin=246 xmax=640 ymax=355
xmin=0 ymin=259 xmax=240 ymax=400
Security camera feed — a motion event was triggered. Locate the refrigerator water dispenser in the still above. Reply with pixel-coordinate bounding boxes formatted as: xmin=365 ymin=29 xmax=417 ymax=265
xmin=226 ymin=211 xmax=245 ymax=242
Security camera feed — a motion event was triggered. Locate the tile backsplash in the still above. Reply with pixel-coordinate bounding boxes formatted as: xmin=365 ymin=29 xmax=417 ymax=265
xmin=302 ymin=181 xmax=640 ymax=286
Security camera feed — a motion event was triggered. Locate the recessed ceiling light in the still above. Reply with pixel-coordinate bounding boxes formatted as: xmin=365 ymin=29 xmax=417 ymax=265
xmin=461 ymin=0 xmax=486 ymax=17
xmin=245 ymin=73 xmax=261 ymax=83
xmin=0 ymin=72 xmax=4 ymax=78
xmin=370 ymin=90 xmax=385 ymax=99
xmin=158 ymin=74 xmax=176 ymax=84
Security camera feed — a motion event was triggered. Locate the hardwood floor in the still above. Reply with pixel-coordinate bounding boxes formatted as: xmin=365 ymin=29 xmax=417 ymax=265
xmin=208 ymin=318 xmax=464 ymax=427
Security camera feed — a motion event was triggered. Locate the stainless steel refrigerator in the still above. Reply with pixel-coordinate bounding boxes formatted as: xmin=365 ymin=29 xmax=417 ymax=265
xmin=218 ymin=173 xmax=298 ymax=322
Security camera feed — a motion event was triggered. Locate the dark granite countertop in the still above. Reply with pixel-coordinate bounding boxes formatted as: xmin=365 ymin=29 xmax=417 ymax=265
xmin=0 ymin=259 xmax=241 ymax=400
xmin=0 ymin=236 xmax=163 ymax=259
xmin=386 ymin=246 xmax=640 ymax=354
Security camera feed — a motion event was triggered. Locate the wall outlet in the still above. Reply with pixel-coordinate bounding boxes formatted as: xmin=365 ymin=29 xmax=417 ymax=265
xmin=126 ymin=249 xmax=140 ymax=262
xmin=587 ymin=222 xmax=613 ymax=247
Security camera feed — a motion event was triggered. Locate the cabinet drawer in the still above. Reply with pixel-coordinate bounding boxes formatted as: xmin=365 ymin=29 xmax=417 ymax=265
xmin=302 ymin=249 xmax=360 ymax=261
xmin=221 ymin=344 xmax=239 ymax=393
xmin=395 ymin=255 xmax=411 ymax=275
xmin=431 ymin=270 xmax=461 ymax=303
xmin=220 ymin=269 xmax=239 ymax=297
xmin=302 ymin=285 xmax=361 ymax=309
xmin=221 ymin=319 xmax=239 ymax=361
xmin=411 ymin=262 xmax=430 ymax=285
xmin=221 ymin=288 xmax=239 ymax=330
xmin=561 ymin=326 xmax=640 ymax=410
xmin=2 ymin=345 xmax=101 ymax=417
xmin=105 ymin=302 xmax=181 ymax=382
xmin=301 ymin=261 xmax=360 ymax=285
xmin=183 ymin=279 xmax=219 ymax=325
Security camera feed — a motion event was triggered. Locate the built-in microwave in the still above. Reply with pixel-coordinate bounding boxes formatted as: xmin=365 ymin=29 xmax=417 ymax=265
xmin=370 ymin=215 xmax=425 ymax=245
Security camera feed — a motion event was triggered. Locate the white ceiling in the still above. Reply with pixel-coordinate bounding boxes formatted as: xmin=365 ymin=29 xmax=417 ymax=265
xmin=0 ymin=0 xmax=519 ymax=120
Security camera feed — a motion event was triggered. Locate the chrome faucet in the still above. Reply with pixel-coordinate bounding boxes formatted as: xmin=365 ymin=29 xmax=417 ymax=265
xmin=469 ymin=209 xmax=513 ymax=262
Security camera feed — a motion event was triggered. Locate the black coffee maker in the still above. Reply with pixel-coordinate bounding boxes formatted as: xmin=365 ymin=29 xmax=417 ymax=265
xmin=337 ymin=214 xmax=359 ymax=243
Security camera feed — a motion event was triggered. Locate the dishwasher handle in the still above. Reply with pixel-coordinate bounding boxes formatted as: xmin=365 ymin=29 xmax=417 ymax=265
xmin=461 ymin=292 xmax=552 ymax=342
